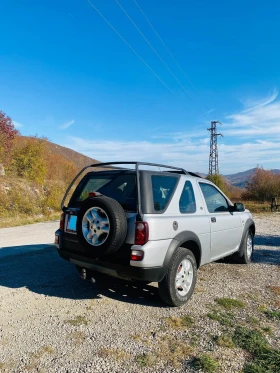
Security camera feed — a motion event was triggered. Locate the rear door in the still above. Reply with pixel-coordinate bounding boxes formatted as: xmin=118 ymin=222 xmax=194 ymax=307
xmin=198 ymin=182 xmax=242 ymax=260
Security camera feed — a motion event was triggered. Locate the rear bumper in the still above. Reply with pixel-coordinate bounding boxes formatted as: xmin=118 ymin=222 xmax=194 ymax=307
xmin=55 ymin=230 xmax=165 ymax=282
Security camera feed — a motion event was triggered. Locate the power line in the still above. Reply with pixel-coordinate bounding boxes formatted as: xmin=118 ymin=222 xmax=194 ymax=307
xmin=115 ymin=0 xmax=192 ymax=99
xmin=133 ymin=0 xmax=196 ymax=92
xmin=87 ymin=0 xmax=175 ymax=96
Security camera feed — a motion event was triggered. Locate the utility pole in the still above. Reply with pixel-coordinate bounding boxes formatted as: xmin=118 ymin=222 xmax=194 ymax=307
xmin=208 ymin=121 xmax=223 ymax=176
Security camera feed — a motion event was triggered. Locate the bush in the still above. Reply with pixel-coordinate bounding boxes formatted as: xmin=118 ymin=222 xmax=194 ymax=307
xmin=11 ymin=138 xmax=46 ymax=184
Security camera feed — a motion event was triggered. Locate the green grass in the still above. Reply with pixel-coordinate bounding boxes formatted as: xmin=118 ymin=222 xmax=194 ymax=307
xmin=135 ymin=353 xmax=154 ymax=367
xmin=215 ymin=297 xmax=245 ymax=310
xmin=207 ymin=311 xmax=234 ymax=327
xmin=263 ymin=309 xmax=280 ymax=320
xmin=193 ymin=354 xmax=219 ymax=372
xmin=214 ymin=334 xmax=234 ymax=348
xmin=233 ymin=326 xmax=280 ymax=373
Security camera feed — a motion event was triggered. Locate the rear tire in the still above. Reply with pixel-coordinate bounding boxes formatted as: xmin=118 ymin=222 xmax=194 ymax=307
xmin=158 ymin=247 xmax=197 ymax=307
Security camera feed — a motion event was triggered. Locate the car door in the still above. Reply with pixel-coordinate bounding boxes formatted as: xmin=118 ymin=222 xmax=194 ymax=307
xmin=198 ymin=182 xmax=242 ymax=260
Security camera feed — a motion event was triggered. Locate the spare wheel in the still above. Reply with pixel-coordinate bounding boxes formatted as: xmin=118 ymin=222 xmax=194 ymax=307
xmin=76 ymin=196 xmax=127 ymax=257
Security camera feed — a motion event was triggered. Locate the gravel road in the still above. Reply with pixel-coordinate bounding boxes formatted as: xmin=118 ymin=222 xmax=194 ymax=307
xmin=0 ymin=215 xmax=279 ymax=373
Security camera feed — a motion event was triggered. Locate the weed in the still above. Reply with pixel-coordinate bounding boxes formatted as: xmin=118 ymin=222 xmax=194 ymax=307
xmin=98 ymin=348 xmax=129 ymax=361
xmin=258 ymin=304 xmax=268 ymax=312
xmin=263 ymin=309 xmax=280 ymax=320
xmin=215 ymin=297 xmax=245 ymax=310
xmin=0 ymin=363 xmax=5 ymax=369
xmin=164 ymin=315 xmax=194 ymax=328
xmin=33 ymin=346 xmax=54 ymax=359
xmin=64 ymin=315 xmax=88 ymax=326
xmin=262 ymin=326 xmax=273 ymax=335
xmin=233 ymin=326 xmax=268 ymax=354
xmin=68 ymin=331 xmax=85 ymax=345
xmin=207 ymin=311 xmax=234 ymax=327
xmin=135 ymin=353 xmax=154 ymax=367
xmin=248 ymin=316 xmax=259 ymax=325
xmin=267 ymin=285 xmax=280 ymax=296
xmin=233 ymin=326 xmax=280 ymax=373
xmin=193 ymin=353 xmax=219 ymax=372
xmin=214 ymin=334 xmax=234 ymax=348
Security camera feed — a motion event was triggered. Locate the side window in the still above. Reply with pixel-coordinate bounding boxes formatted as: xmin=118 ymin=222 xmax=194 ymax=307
xmin=151 ymin=175 xmax=178 ymax=212
xmin=179 ymin=181 xmax=196 ymax=213
xmin=199 ymin=183 xmax=229 ymax=213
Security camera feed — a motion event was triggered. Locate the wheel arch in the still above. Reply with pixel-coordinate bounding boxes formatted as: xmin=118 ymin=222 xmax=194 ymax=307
xmin=237 ymin=218 xmax=255 ymax=257
xmin=159 ymin=231 xmax=202 ymax=282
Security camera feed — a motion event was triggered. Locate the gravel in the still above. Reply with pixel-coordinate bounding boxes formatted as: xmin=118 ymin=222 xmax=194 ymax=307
xmin=0 ymin=214 xmax=279 ymax=372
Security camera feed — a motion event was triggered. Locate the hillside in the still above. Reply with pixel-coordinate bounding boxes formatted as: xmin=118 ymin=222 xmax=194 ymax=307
xmin=24 ymin=136 xmax=100 ymax=171
xmin=224 ymin=168 xmax=280 ymax=188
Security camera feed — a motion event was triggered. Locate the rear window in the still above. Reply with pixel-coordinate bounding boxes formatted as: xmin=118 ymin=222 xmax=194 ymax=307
xmin=151 ymin=175 xmax=178 ymax=211
xmin=71 ymin=172 xmax=137 ymax=211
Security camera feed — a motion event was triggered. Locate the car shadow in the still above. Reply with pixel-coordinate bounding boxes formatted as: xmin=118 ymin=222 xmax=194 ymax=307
xmin=218 ymin=234 xmax=280 ymax=266
xmin=0 ymin=245 xmax=163 ymax=307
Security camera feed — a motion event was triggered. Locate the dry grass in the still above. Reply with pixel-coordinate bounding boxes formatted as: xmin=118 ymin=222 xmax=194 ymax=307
xmin=64 ymin=315 xmax=88 ymax=326
xmin=135 ymin=335 xmax=193 ymax=368
xmin=268 ymin=285 xmax=280 ymax=296
xmin=164 ymin=315 xmax=194 ymax=328
xmin=67 ymin=331 xmax=86 ymax=345
xmin=97 ymin=348 xmax=130 ymax=361
xmin=24 ymin=346 xmax=55 ymax=372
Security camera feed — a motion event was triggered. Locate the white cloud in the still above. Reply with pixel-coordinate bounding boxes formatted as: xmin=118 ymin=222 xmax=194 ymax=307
xmin=59 ymin=119 xmax=74 ymax=130
xmin=12 ymin=121 xmax=23 ymax=129
xmin=242 ymin=89 xmax=278 ymax=112
xmin=62 ymin=90 xmax=280 ymax=174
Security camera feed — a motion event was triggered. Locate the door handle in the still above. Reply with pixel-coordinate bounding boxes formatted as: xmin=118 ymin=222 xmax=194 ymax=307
xmin=211 ymin=217 xmax=216 ymax=223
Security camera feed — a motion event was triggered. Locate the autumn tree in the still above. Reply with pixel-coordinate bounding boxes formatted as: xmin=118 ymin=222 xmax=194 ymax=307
xmin=11 ymin=138 xmax=47 ymax=184
xmin=0 ymin=111 xmax=19 ymax=165
xmin=206 ymin=173 xmax=229 ymax=195
xmin=243 ymin=167 xmax=280 ymax=201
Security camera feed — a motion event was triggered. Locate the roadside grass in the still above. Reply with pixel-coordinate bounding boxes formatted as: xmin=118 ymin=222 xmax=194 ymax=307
xmin=267 ymin=285 xmax=280 ymax=296
xmin=192 ymin=353 xmax=219 ymax=372
xmin=135 ymin=334 xmax=193 ymax=368
xmin=215 ymin=297 xmax=245 ymax=310
xmin=164 ymin=315 xmax=194 ymax=328
xmin=207 ymin=310 xmax=234 ymax=327
xmin=263 ymin=309 xmax=280 ymax=320
xmin=64 ymin=315 xmax=88 ymax=326
xmin=67 ymin=331 xmax=86 ymax=345
xmin=235 ymin=327 xmax=280 ymax=372
xmin=0 ymin=212 xmax=60 ymax=228
xmin=214 ymin=334 xmax=234 ymax=348
xmin=232 ymin=326 xmax=280 ymax=373
xmin=98 ymin=348 xmax=130 ymax=361
xmin=24 ymin=346 xmax=55 ymax=371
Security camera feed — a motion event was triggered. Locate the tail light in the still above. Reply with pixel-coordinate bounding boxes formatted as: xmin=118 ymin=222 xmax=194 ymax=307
xmin=59 ymin=212 xmax=65 ymax=231
xmin=135 ymin=221 xmax=149 ymax=245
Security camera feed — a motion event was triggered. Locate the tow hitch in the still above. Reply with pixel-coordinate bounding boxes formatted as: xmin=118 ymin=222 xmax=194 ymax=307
xmin=80 ymin=268 xmax=96 ymax=283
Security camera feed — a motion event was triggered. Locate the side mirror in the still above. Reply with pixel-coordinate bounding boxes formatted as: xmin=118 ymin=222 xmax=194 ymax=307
xmin=229 ymin=202 xmax=245 ymax=212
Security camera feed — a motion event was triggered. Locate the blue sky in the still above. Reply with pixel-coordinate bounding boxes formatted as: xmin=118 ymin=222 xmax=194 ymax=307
xmin=1 ymin=0 xmax=280 ymax=174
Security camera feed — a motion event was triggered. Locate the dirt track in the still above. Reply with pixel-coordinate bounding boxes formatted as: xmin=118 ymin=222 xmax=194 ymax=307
xmin=0 ymin=215 xmax=279 ymax=372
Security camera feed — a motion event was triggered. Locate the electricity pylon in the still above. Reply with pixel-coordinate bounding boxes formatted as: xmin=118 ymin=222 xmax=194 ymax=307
xmin=208 ymin=121 xmax=223 ymax=176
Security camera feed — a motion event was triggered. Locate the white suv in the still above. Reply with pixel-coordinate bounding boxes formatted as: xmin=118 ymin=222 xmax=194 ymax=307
xmin=55 ymin=162 xmax=255 ymax=307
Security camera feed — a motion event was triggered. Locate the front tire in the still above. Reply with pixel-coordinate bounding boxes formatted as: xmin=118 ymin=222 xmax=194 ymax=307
xmin=237 ymin=230 xmax=254 ymax=264
xmin=158 ymin=247 xmax=197 ymax=307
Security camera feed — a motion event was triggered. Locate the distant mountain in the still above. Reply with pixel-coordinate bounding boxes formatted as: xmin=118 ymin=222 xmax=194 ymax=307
xmin=224 ymin=168 xmax=280 ymax=188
